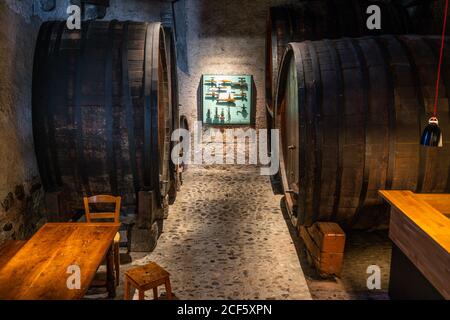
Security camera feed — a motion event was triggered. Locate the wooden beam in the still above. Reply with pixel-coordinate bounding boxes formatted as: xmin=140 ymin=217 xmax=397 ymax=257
xmin=379 ymin=190 xmax=450 ymax=299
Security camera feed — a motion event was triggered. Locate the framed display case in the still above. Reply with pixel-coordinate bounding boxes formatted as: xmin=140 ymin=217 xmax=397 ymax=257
xmin=199 ymin=74 xmax=255 ymax=126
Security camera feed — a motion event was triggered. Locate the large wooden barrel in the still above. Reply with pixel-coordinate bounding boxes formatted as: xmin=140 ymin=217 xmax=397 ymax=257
xmin=275 ymin=35 xmax=450 ymax=230
xmin=265 ymin=0 xmax=412 ymax=118
xmin=32 ymin=21 xmax=178 ymax=215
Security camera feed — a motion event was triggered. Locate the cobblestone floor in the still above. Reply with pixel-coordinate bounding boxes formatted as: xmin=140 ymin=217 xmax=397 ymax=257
xmin=127 ymin=165 xmax=312 ymax=300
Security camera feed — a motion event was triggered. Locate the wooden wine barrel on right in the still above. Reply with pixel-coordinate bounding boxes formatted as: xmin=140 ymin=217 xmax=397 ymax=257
xmin=265 ymin=0 xmax=412 ymax=118
xmin=275 ymin=35 xmax=450 ymax=230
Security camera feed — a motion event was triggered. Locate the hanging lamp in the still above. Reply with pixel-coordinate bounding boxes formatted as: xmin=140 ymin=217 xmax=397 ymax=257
xmin=421 ymin=0 xmax=448 ymax=147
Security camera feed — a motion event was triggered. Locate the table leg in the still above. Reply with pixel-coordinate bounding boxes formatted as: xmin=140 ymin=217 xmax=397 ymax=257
xmin=153 ymin=287 xmax=158 ymax=300
xmin=106 ymin=244 xmax=116 ymax=298
xmin=114 ymin=241 xmax=120 ymax=286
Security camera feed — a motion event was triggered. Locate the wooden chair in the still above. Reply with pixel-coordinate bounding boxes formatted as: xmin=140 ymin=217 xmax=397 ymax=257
xmin=83 ymin=195 xmax=121 ymax=285
xmin=124 ymin=262 xmax=173 ymax=300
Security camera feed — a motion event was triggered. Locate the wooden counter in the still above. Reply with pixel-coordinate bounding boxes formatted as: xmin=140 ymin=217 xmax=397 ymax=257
xmin=379 ymin=190 xmax=450 ymax=299
xmin=0 ymin=223 xmax=120 ymax=300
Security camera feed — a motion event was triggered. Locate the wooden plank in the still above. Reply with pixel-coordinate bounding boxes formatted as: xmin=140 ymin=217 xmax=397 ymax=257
xmin=389 ymin=207 xmax=450 ymax=299
xmin=379 ymin=190 xmax=450 ymax=253
xmin=0 ymin=241 xmax=27 ymax=269
xmin=0 ymin=223 xmax=119 ymax=300
xmin=299 ymin=226 xmax=321 ymax=261
xmin=308 ymin=222 xmax=345 ymax=253
xmin=379 ymin=190 xmax=450 ymax=299
xmin=299 ymin=223 xmax=345 ymax=277
xmin=45 ymin=191 xmax=71 ymax=222
xmin=318 ymin=252 xmax=344 ymax=276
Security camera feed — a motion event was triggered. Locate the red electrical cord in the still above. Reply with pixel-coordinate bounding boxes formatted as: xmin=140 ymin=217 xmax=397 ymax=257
xmin=433 ymin=0 xmax=449 ymax=117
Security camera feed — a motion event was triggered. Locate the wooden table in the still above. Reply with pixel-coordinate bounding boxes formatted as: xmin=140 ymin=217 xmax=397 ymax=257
xmin=379 ymin=190 xmax=450 ymax=299
xmin=0 ymin=223 xmax=120 ymax=300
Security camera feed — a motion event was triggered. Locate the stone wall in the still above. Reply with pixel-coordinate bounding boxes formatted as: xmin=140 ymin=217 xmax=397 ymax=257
xmin=34 ymin=0 xmax=167 ymax=22
xmin=0 ymin=1 xmax=44 ymax=243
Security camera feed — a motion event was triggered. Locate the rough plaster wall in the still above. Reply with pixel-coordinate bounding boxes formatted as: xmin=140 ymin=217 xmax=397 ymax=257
xmin=2 ymin=0 xmax=33 ymax=21
xmin=0 ymin=1 xmax=44 ymax=243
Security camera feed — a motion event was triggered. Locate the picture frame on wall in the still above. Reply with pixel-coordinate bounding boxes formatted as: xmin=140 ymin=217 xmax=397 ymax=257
xmin=199 ymin=74 xmax=256 ymax=126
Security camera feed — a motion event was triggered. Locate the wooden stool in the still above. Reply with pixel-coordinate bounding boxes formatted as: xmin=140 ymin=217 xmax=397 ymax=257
xmin=124 ymin=262 xmax=173 ymax=300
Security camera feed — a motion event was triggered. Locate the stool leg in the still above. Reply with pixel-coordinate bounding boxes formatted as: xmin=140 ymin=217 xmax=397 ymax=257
xmin=153 ymin=287 xmax=158 ymax=300
xmin=165 ymin=279 xmax=173 ymax=300
xmin=106 ymin=245 xmax=116 ymax=298
xmin=138 ymin=290 xmax=145 ymax=300
xmin=124 ymin=278 xmax=130 ymax=300
xmin=114 ymin=242 xmax=120 ymax=285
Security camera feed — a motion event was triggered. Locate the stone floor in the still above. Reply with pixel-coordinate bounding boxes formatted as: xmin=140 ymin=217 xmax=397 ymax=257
xmin=133 ymin=165 xmax=312 ymax=300
xmin=86 ymin=164 xmax=392 ymax=300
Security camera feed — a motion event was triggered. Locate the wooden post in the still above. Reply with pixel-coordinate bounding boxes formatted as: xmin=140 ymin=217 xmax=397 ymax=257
xmin=137 ymin=190 xmax=156 ymax=229
xmin=165 ymin=279 xmax=173 ymax=300
xmin=124 ymin=277 xmax=130 ymax=300
xmin=44 ymin=191 xmax=70 ymax=222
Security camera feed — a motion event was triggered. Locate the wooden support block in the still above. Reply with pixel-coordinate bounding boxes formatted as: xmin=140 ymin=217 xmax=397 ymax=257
xmin=137 ymin=191 xmax=156 ymax=229
xmin=45 ymin=191 xmax=71 ymax=222
xmin=299 ymin=222 xmax=346 ymax=277
xmin=308 ymin=222 xmax=346 ymax=253
xmin=130 ymin=221 xmax=159 ymax=253
xmin=379 ymin=190 xmax=450 ymax=299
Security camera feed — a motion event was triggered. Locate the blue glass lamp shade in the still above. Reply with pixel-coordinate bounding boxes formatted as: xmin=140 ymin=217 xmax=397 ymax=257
xmin=420 ymin=117 xmax=443 ymax=147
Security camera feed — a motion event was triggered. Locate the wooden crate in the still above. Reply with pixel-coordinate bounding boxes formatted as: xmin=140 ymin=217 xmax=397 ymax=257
xmin=299 ymin=222 xmax=346 ymax=277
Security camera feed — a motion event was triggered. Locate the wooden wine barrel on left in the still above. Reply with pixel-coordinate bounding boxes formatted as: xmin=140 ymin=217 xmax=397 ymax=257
xmin=32 ymin=21 xmax=178 ymax=220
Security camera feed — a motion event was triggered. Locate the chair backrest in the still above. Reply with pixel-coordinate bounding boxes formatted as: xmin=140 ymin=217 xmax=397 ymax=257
xmin=83 ymin=195 xmax=121 ymax=223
